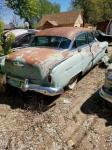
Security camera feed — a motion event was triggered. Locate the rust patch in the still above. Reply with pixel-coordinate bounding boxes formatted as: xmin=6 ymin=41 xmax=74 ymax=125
xmin=7 ymin=47 xmax=65 ymax=65
xmin=37 ymin=27 xmax=90 ymax=40
xmin=62 ymin=51 xmax=73 ymax=59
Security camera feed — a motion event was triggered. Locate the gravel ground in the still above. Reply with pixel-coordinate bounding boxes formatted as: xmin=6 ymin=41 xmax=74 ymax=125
xmin=0 ymin=47 xmax=112 ymax=150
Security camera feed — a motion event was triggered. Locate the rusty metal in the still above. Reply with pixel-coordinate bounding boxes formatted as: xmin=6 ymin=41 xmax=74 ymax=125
xmin=0 ymin=27 xmax=108 ymax=96
xmin=7 ymin=47 xmax=72 ymax=66
xmin=37 ymin=27 xmax=90 ymax=40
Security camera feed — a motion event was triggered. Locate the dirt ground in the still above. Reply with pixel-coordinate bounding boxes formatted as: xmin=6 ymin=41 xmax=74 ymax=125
xmin=0 ymin=47 xmax=112 ymax=150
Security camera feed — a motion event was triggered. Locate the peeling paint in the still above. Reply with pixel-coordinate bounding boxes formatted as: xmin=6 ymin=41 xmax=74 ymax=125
xmin=37 ymin=27 xmax=90 ymax=40
xmin=0 ymin=27 xmax=108 ymax=96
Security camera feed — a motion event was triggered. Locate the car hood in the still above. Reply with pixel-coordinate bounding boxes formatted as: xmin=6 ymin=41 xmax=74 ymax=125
xmin=6 ymin=47 xmax=72 ymax=70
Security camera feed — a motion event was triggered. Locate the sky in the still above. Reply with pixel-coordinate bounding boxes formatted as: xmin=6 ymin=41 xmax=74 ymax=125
xmin=0 ymin=0 xmax=72 ymax=24
xmin=50 ymin=0 xmax=71 ymax=12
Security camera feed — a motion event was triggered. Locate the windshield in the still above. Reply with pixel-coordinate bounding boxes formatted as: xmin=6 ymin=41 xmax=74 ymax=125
xmin=31 ymin=36 xmax=71 ymax=49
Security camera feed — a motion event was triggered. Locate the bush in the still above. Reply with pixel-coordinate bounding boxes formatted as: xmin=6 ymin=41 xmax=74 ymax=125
xmin=3 ymin=33 xmax=15 ymax=55
xmin=0 ymin=20 xmax=4 ymax=45
xmin=0 ymin=20 xmax=15 ymax=56
xmin=0 ymin=20 xmax=5 ymax=56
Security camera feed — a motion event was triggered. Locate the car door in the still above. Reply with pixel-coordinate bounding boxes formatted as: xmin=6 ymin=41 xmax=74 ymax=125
xmin=87 ymin=32 xmax=103 ymax=65
xmin=75 ymin=32 xmax=93 ymax=73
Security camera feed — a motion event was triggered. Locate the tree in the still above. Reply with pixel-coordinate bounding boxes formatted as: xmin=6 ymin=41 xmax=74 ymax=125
xmin=0 ymin=20 xmax=15 ymax=55
xmin=71 ymin=0 xmax=112 ymax=25
xmin=11 ymin=14 xmax=20 ymax=27
xmin=0 ymin=20 xmax=4 ymax=46
xmin=72 ymin=0 xmax=93 ymax=26
xmin=5 ymin=0 xmax=60 ymax=28
xmin=38 ymin=0 xmax=60 ymax=18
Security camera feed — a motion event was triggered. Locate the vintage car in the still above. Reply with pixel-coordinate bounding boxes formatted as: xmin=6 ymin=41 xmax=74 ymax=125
xmin=99 ymin=64 xmax=112 ymax=103
xmin=94 ymin=30 xmax=112 ymax=45
xmin=3 ymin=29 xmax=39 ymax=50
xmin=0 ymin=27 xmax=108 ymax=96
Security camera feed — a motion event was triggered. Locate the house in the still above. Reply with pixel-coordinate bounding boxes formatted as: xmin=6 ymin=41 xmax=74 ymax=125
xmin=97 ymin=20 xmax=112 ymax=35
xmin=38 ymin=11 xmax=83 ymax=29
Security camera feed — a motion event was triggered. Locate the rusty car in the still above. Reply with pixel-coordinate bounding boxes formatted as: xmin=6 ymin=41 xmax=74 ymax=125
xmin=3 ymin=29 xmax=39 ymax=50
xmin=0 ymin=27 xmax=109 ymax=96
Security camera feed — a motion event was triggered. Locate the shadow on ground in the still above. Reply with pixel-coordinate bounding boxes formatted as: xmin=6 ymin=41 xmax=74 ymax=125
xmin=81 ymin=91 xmax=112 ymax=126
xmin=0 ymin=85 xmax=59 ymax=113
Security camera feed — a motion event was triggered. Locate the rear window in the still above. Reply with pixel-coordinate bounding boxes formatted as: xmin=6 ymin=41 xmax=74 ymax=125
xmin=31 ymin=36 xmax=71 ymax=50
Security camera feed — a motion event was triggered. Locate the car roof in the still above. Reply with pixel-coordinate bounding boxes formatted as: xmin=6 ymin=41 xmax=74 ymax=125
xmin=5 ymin=29 xmax=28 ymax=37
xmin=37 ymin=27 xmax=90 ymax=40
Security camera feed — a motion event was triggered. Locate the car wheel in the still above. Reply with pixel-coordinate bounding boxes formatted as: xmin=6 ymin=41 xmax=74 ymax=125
xmin=67 ymin=76 xmax=78 ymax=90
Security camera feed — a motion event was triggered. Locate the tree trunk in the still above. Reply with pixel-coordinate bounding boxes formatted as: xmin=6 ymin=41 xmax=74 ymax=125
xmin=28 ymin=21 xmax=33 ymax=29
xmin=25 ymin=18 xmax=33 ymax=29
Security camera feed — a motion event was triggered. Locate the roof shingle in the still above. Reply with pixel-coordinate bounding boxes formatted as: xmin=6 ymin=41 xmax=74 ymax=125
xmin=39 ymin=11 xmax=82 ymax=27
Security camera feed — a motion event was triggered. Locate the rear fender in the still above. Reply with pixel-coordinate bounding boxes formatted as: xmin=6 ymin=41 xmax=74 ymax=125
xmin=51 ymin=52 xmax=83 ymax=88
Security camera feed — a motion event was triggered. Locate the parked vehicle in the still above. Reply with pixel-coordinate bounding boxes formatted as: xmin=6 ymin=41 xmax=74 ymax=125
xmin=99 ymin=64 xmax=112 ymax=103
xmin=12 ymin=32 xmax=35 ymax=49
xmin=94 ymin=30 xmax=112 ymax=44
xmin=3 ymin=29 xmax=39 ymax=50
xmin=0 ymin=27 xmax=108 ymax=96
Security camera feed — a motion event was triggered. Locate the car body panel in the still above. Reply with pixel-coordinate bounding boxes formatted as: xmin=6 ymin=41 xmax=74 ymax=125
xmin=92 ymin=41 xmax=108 ymax=65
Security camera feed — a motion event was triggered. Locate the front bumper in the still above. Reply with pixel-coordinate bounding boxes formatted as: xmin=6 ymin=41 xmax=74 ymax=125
xmin=7 ymin=76 xmax=63 ymax=96
xmin=99 ymin=86 xmax=112 ymax=103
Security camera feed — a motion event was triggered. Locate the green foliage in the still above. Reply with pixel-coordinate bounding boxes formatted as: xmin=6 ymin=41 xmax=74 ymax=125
xmin=38 ymin=0 xmax=60 ymax=18
xmin=5 ymin=0 xmax=60 ymax=28
xmin=0 ymin=20 xmax=15 ymax=56
xmin=0 ymin=20 xmax=4 ymax=56
xmin=72 ymin=0 xmax=112 ymax=25
xmin=3 ymin=33 xmax=15 ymax=55
xmin=0 ymin=20 xmax=4 ymax=45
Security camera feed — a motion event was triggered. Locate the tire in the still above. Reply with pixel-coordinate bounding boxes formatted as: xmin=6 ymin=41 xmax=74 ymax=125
xmin=67 ymin=76 xmax=78 ymax=90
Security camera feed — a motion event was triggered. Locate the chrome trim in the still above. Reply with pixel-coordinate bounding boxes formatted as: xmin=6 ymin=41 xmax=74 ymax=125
xmin=26 ymin=84 xmax=64 ymax=96
xmin=7 ymin=77 xmax=63 ymax=96
xmin=13 ymin=61 xmax=24 ymax=67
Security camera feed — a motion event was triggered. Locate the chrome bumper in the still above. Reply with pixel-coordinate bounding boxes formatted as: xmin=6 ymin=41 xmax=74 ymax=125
xmin=7 ymin=77 xmax=63 ymax=96
xmin=99 ymin=86 xmax=112 ymax=103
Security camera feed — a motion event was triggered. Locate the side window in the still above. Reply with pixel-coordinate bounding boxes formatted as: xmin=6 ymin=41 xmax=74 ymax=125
xmin=38 ymin=37 xmax=49 ymax=45
xmin=31 ymin=36 xmax=49 ymax=46
xmin=88 ymin=32 xmax=95 ymax=43
xmin=76 ymin=33 xmax=88 ymax=47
